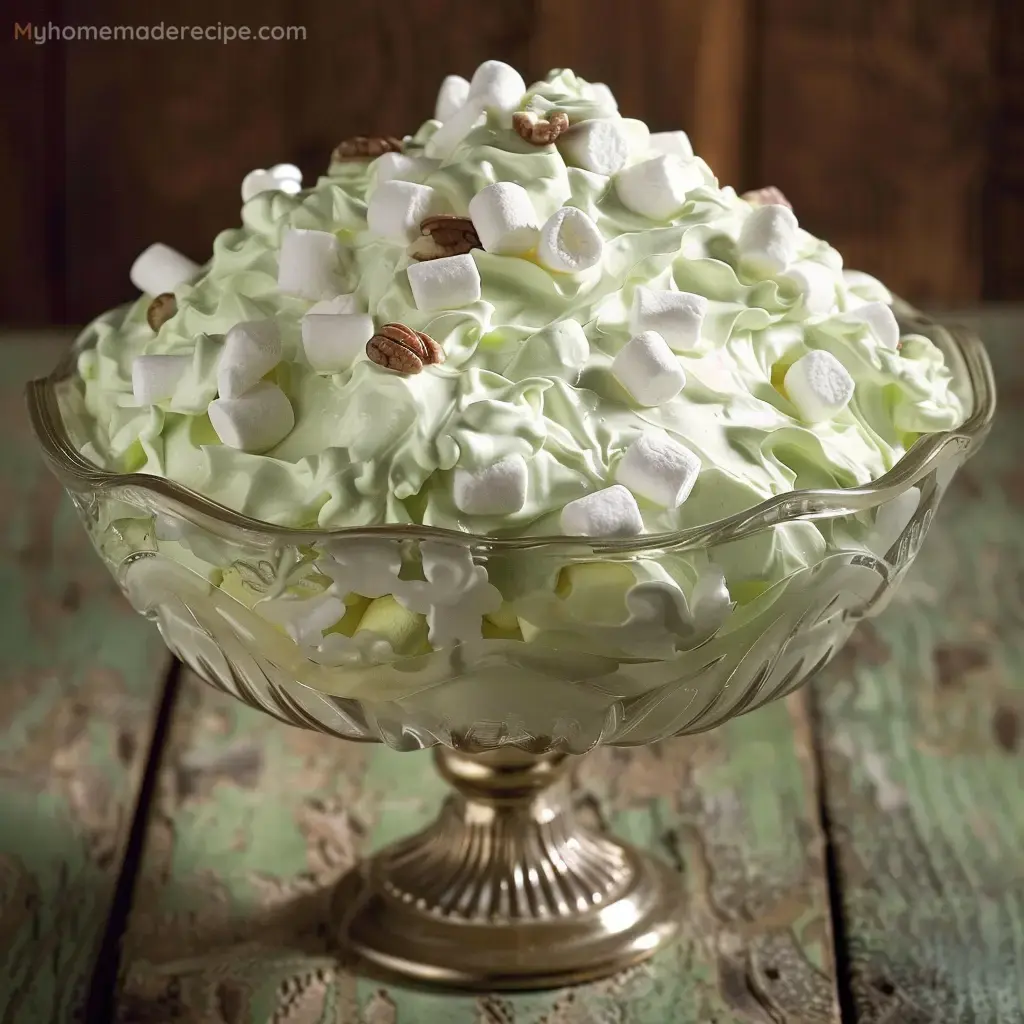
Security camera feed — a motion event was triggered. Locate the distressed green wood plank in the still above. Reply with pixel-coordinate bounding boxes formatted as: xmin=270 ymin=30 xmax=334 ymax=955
xmin=117 ymin=666 xmax=837 ymax=1022
xmin=0 ymin=336 xmax=173 ymax=1021
xmin=813 ymin=309 xmax=1024 ymax=1022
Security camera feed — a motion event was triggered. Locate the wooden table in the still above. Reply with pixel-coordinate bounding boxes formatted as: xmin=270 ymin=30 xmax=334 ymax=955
xmin=2 ymin=309 xmax=1021 ymax=1023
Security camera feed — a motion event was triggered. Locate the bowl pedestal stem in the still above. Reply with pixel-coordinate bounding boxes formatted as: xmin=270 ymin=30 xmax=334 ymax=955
xmin=336 ymin=746 xmax=682 ymax=990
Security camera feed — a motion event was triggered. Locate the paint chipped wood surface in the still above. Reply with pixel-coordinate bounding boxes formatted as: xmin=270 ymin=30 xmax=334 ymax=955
xmin=0 ymin=336 xmax=173 ymax=1021
xmin=812 ymin=308 xmax=1024 ymax=1022
xmin=115 ymin=677 xmax=836 ymax=1022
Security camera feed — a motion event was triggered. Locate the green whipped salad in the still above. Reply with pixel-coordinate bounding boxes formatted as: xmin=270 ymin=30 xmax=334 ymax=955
xmin=69 ymin=65 xmax=962 ymax=559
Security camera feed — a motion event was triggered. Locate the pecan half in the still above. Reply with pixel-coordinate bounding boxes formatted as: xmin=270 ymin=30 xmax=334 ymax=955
xmin=366 ymin=322 xmax=445 ymax=374
xmin=146 ymin=292 xmax=177 ymax=331
xmin=331 ymin=135 xmax=404 ymax=163
xmin=741 ymin=186 xmax=792 ymax=210
xmin=513 ymin=110 xmax=569 ymax=145
xmin=409 ymin=215 xmax=481 ymax=261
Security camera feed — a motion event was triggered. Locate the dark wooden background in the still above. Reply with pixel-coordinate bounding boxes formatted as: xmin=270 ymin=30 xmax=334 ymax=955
xmin=3 ymin=0 xmax=1021 ymax=326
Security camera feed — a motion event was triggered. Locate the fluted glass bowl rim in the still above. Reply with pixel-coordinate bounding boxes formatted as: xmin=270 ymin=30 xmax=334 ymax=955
xmin=26 ymin=301 xmax=995 ymax=555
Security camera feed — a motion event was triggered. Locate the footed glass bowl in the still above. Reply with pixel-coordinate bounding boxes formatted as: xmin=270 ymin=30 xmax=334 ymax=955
xmin=27 ymin=306 xmax=994 ymax=990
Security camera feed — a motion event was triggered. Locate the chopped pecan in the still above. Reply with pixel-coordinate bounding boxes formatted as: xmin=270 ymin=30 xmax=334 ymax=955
xmin=409 ymin=214 xmax=481 ymax=261
xmin=741 ymin=186 xmax=792 ymax=210
xmin=146 ymin=292 xmax=177 ymax=331
xmin=366 ymin=323 xmax=445 ymax=374
xmin=512 ymin=110 xmax=569 ymax=145
xmin=331 ymin=135 xmax=404 ymax=163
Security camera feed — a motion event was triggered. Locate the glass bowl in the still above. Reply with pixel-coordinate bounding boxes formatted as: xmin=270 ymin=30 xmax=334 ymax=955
xmin=26 ymin=304 xmax=994 ymax=990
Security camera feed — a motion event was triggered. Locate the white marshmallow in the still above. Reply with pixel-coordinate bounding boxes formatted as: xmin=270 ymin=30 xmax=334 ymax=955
xmin=425 ymin=99 xmax=486 ymax=160
xmin=435 ymin=74 xmax=471 ymax=122
xmin=560 ymin=485 xmax=644 ymax=537
xmin=468 ymin=60 xmax=525 ymax=112
xmin=208 ymin=381 xmax=294 ymax=452
xmin=615 ymin=155 xmax=704 ymax=220
xmin=611 ymin=331 xmax=686 ymax=406
xmin=784 ymin=350 xmax=855 ymax=423
xmin=782 ymin=261 xmax=838 ymax=315
xmin=277 ymin=228 xmax=342 ymax=301
xmin=301 ymin=312 xmax=374 ymax=373
xmin=453 ymin=454 xmax=529 ymax=515
xmin=217 ymin=319 xmax=281 ymax=399
xmin=738 ymin=204 xmax=799 ymax=276
xmin=407 ymin=253 xmax=481 ymax=310
xmin=307 ymin=293 xmax=359 ymax=315
xmin=537 ymin=207 xmax=604 ymax=273
xmin=468 ymin=182 xmax=540 ymax=254
xmin=373 ymin=151 xmax=439 ymax=186
xmin=842 ymin=301 xmax=900 ymax=350
xmin=558 ymin=119 xmax=629 ymax=176
xmin=630 ymin=287 xmax=707 ymax=352
xmin=131 ymin=354 xmax=191 ymax=405
xmin=620 ymin=119 xmax=650 ymax=154
xmin=617 ymin=433 xmax=701 ymax=509
xmin=240 ymin=163 xmax=302 ymax=203
xmin=367 ymin=180 xmax=437 ymax=243
xmin=129 ymin=243 xmax=200 ymax=296
xmin=649 ymin=131 xmax=694 ymax=159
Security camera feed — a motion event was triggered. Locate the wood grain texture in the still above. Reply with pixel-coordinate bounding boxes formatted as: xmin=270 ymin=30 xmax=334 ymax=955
xmin=2 ymin=2 xmax=64 ymax=324
xmin=813 ymin=314 xmax=1024 ymax=1021
xmin=116 ymin=675 xmax=836 ymax=1022
xmin=0 ymin=335 xmax=172 ymax=1021
xmin=758 ymin=0 xmax=997 ymax=305
xmin=62 ymin=0 xmax=294 ymax=321
xmin=983 ymin=0 xmax=1024 ymax=299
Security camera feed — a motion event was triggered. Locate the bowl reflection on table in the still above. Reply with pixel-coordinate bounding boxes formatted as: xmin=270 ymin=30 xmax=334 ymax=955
xmin=26 ymin=305 xmax=994 ymax=990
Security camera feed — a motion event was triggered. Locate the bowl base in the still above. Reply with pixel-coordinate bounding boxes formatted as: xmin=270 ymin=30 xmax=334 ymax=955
xmin=333 ymin=747 xmax=682 ymax=991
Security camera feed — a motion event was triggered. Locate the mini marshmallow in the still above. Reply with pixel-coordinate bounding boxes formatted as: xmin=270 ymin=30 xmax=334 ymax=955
xmin=453 ymin=454 xmax=529 ymax=515
xmin=277 ymin=228 xmax=342 ymax=301
xmin=366 ymin=180 xmax=437 ymax=243
xmin=615 ymin=155 xmax=704 ymax=220
xmin=782 ymin=261 xmax=838 ymax=315
xmin=240 ymin=163 xmax=302 ymax=203
xmin=560 ymin=485 xmax=644 ymax=537
xmin=425 ymin=98 xmax=486 ymax=160
xmin=208 ymin=380 xmax=294 ymax=452
xmin=611 ymin=330 xmax=686 ymax=406
xmin=784 ymin=350 xmax=855 ymax=423
xmin=537 ymin=206 xmax=604 ymax=273
xmin=630 ymin=286 xmax=707 ymax=352
xmin=738 ymin=203 xmax=799 ymax=276
xmin=617 ymin=432 xmax=701 ymax=509
xmin=558 ymin=119 xmax=629 ymax=176
xmin=217 ymin=319 xmax=281 ymax=398
xmin=129 ymin=243 xmax=200 ymax=296
xmin=843 ymin=301 xmax=900 ymax=350
xmin=131 ymin=354 xmax=191 ymax=405
xmin=649 ymin=130 xmax=694 ymax=159
xmin=435 ymin=74 xmax=471 ymax=122
xmin=468 ymin=182 xmax=540 ymax=254
xmin=407 ymin=253 xmax=481 ymax=310
xmin=373 ymin=151 xmax=439 ymax=186
xmin=301 ymin=312 xmax=374 ymax=373
xmin=468 ymin=60 xmax=525 ymax=112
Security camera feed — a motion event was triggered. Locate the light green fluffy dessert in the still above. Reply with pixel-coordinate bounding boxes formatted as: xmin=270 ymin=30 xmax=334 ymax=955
xmin=67 ymin=64 xmax=962 ymax=660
